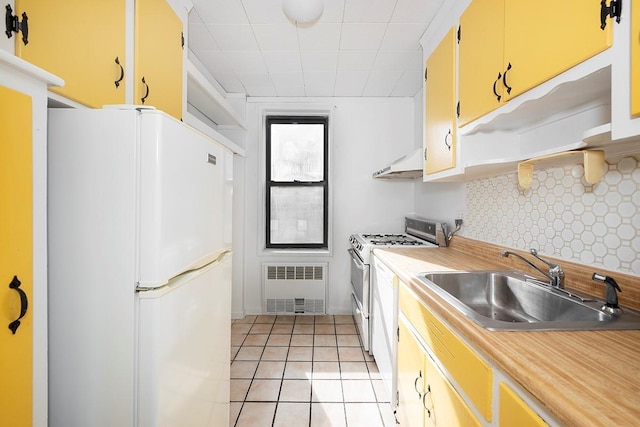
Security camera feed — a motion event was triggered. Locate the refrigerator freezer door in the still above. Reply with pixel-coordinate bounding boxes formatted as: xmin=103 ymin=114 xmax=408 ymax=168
xmin=138 ymin=112 xmax=228 ymax=288
xmin=137 ymin=251 xmax=232 ymax=427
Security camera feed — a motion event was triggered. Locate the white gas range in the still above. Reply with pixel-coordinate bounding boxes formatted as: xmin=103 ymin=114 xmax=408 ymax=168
xmin=348 ymin=216 xmax=446 ymax=407
xmin=348 ymin=217 xmax=444 ymax=350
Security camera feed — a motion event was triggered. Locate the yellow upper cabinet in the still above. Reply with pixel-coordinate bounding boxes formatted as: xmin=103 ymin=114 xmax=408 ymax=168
xmin=14 ymin=0 xmax=126 ymax=108
xmin=458 ymin=0 xmax=505 ymax=126
xmin=135 ymin=0 xmax=184 ymax=120
xmin=503 ymin=0 xmax=612 ymax=99
xmin=458 ymin=0 xmax=614 ymax=126
xmin=424 ymin=26 xmax=457 ymax=175
xmin=632 ymin=0 xmax=640 ymax=117
xmin=0 ymin=85 xmax=33 ymax=427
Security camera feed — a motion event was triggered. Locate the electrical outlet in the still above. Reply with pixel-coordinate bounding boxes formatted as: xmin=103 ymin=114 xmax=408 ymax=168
xmin=455 ymin=218 xmax=463 ymax=227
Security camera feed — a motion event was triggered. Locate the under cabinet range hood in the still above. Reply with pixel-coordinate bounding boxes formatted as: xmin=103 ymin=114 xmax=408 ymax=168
xmin=372 ymin=149 xmax=423 ymax=179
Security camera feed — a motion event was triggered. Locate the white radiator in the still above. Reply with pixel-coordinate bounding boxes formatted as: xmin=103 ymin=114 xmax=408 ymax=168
xmin=263 ymin=263 xmax=327 ymax=314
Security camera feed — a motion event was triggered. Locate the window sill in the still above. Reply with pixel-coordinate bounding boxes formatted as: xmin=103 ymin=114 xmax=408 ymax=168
xmin=261 ymin=248 xmax=332 ymax=257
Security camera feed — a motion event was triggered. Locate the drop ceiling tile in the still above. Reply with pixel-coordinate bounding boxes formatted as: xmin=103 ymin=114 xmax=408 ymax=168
xmin=304 ymin=71 xmax=336 ymax=96
xmin=188 ymin=23 xmax=220 ymax=51
xmin=316 ymin=0 xmax=345 ymax=23
xmin=297 ymin=23 xmax=342 ymax=50
xmin=252 ymin=24 xmax=299 ymax=50
xmin=237 ymin=72 xmax=272 ymax=86
xmin=243 ymin=0 xmax=290 ymax=24
xmin=271 ymin=72 xmax=306 ymax=96
xmin=242 ymin=83 xmax=278 ymax=97
xmin=343 ymin=0 xmax=396 ymax=23
xmin=224 ymin=51 xmax=269 ymax=74
xmin=188 ymin=9 xmax=203 ymax=24
xmin=362 ymin=69 xmax=404 ymax=96
xmin=206 ymin=24 xmax=260 ymax=51
xmin=380 ymin=23 xmax=425 ymax=50
xmin=391 ymin=0 xmax=444 ymax=23
xmin=340 ymin=23 xmax=386 ymax=50
xmin=371 ymin=50 xmax=422 ymax=71
xmin=334 ymin=70 xmax=368 ymax=96
xmin=337 ymin=51 xmax=377 ymax=71
xmin=301 ymin=51 xmax=339 ymax=73
xmin=195 ymin=51 xmax=236 ymax=75
xmin=391 ymin=70 xmax=422 ymax=96
xmin=262 ymin=51 xmax=303 ymax=74
xmin=210 ymin=73 xmax=247 ymax=93
xmin=192 ymin=0 xmax=249 ymax=24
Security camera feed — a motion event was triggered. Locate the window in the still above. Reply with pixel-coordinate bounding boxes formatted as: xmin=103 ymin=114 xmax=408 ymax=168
xmin=266 ymin=116 xmax=328 ymax=249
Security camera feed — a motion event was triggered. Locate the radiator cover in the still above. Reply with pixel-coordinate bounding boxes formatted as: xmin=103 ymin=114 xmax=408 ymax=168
xmin=263 ymin=263 xmax=327 ymax=314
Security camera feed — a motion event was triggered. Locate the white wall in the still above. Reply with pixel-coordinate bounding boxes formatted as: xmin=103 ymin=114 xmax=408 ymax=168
xmin=240 ymin=97 xmax=417 ymax=315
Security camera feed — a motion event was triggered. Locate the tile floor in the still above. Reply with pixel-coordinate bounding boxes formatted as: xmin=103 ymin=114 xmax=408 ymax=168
xmin=230 ymin=314 xmax=397 ymax=427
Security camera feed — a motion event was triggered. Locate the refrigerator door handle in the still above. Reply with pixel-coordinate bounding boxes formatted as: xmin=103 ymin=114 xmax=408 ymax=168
xmin=136 ymin=249 xmax=232 ymax=294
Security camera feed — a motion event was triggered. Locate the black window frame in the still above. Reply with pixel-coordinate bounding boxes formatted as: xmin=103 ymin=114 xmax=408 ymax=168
xmin=265 ymin=115 xmax=329 ymax=250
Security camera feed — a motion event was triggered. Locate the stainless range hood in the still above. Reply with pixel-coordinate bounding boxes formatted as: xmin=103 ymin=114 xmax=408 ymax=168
xmin=372 ymin=149 xmax=423 ymax=179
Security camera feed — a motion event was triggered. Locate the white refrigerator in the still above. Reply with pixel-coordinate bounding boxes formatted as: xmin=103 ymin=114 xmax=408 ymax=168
xmin=47 ymin=107 xmax=233 ymax=427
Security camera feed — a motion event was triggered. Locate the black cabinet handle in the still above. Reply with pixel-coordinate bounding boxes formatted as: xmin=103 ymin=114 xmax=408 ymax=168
xmin=114 ymin=57 xmax=124 ymax=88
xmin=8 ymin=276 xmax=28 ymax=335
xmin=413 ymin=370 xmax=423 ymax=398
xmin=444 ymin=129 xmax=452 ymax=151
xmin=503 ymin=62 xmax=512 ymax=95
xmin=493 ymin=72 xmax=502 ymax=102
xmin=140 ymin=76 xmax=149 ymax=104
xmin=422 ymin=385 xmax=432 ymax=417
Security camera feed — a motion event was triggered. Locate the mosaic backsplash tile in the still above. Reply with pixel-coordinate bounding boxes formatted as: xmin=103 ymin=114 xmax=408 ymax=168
xmin=460 ymin=155 xmax=640 ymax=276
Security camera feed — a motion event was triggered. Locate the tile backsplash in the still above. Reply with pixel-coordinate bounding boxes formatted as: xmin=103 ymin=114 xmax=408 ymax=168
xmin=460 ymin=155 xmax=640 ymax=276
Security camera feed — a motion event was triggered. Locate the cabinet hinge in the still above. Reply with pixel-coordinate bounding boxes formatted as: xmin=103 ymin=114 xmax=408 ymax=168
xmin=424 ymin=67 xmax=428 ymax=81
xmin=456 ymin=101 xmax=460 ymax=118
xmin=397 ymin=326 xmax=400 ymax=342
xmin=181 ymin=31 xmax=185 ymax=49
xmin=457 ymin=25 xmax=461 ymax=43
xmin=4 ymin=5 xmax=28 ymax=45
xmin=600 ymin=0 xmax=622 ymax=30
xmin=424 ymin=147 xmax=428 ymax=160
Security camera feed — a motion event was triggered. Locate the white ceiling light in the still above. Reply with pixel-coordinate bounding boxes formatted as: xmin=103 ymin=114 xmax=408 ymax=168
xmin=282 ymin=0 xmax=324 ymax=24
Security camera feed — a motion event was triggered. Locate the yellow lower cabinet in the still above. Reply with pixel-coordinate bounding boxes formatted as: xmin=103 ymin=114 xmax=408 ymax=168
xmin=0 ymin=85 xmax=34 ymax=427
xmin=400 ymin=283 xmax=493 ymax=421
xmin=632 ymin=0 xmax=640 ymax=117
xmin=425 ymin=352 xmax=482 ymax=427
xmin=499 ymin=382 xmax=548 ymax=427
xmin=398 ymin=317 xmax=483 ymax=427
xmin=397 ymin=319 xmax=427 ymax=427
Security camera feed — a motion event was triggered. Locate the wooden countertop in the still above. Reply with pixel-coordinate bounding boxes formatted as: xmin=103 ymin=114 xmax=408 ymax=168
xmin=373 ymin=239 xmax=640 ymax=427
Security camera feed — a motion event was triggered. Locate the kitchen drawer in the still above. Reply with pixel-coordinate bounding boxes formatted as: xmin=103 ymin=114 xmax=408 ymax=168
xmin=499 ymin=382 xmax=548 ymax=427
xmin=400 ymin=283 xmax=493 ymax=421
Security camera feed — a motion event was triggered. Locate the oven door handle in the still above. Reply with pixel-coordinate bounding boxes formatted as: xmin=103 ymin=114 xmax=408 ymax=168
xmin=348 ymin=248 xmax=366 ymax=269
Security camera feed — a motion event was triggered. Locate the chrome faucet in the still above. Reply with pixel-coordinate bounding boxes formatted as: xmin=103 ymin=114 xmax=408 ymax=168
xmin=501 ymin=249 xmax=565 ymax=288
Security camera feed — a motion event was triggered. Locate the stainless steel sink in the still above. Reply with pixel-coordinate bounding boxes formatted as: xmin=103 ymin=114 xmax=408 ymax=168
xmin=415 ymin=270 xmax=640 ymax=331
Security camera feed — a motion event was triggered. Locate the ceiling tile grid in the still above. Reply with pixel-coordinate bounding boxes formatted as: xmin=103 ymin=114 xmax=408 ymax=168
xmin=188 ymin=0 xmax=444 ymax=97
